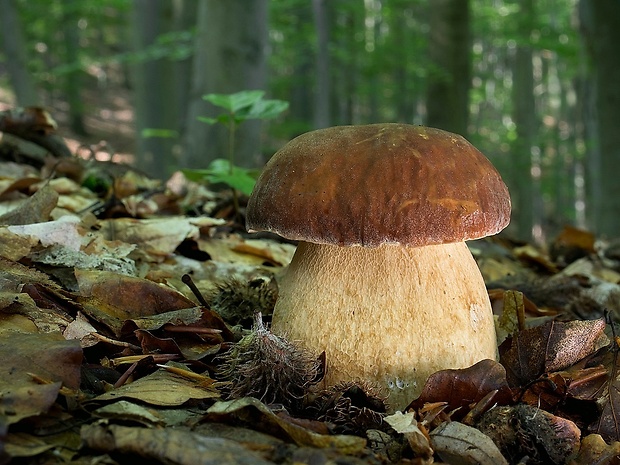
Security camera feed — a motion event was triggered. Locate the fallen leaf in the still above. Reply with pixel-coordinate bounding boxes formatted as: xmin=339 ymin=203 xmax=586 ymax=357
xmin=91 ymin=364 xmax=219 ymax=406
xmin=550 ymin=225 xmax=596 ymax=265
xmin=384 ymin=411 xmax=433 ymax=460
xmin=75 ymin=269 xmax=198 ymax=322
xmin=569 ymin=434 xmax=620 ymax=465
xmin=430 ymin=421 xmax=508 ymax=465
xmin=406 ymin=359 xmax=512 ymax=419
xmin=0 ymin=331 xmax=82 ymax=425
xmin=500 ymin=318 xmax=608 ymax=387
xmin=206 ymin=397 xmax=367 ymax=454
xmin=0 ymin=184 xmax=58 ymax=226
xmin=81 ymin=422 xmax=274 ymax=465
xmin=8 ymin=215 xmax=83 ymax=251
xmin=99 ymin=216 xmax=224 ymax=259
xmin=91 ymin=400 xmax=166 ymax=426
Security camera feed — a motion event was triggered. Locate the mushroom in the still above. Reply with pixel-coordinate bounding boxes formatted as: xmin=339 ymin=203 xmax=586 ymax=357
xmin=246 ymin=123 xmax=511 ymax=410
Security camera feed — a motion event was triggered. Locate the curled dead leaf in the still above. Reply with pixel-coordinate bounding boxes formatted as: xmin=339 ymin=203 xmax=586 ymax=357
xmin=430 ymin=421 xmax=508 ymax=465
xmin=500 ymin=318 xmax=609 ymax=387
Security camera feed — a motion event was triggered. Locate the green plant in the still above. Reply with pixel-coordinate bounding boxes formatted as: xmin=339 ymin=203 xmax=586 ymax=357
xmin=183 ymin=90 xmax=288 ymax=199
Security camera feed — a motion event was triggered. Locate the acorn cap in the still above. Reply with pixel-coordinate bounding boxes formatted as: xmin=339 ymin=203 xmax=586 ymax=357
xmin=247 ymin=123 xmax=511 ymax=247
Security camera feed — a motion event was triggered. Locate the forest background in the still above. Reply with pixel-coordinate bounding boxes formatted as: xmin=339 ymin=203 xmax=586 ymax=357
xmin=0 ymin=0 xmax=618 ymax=244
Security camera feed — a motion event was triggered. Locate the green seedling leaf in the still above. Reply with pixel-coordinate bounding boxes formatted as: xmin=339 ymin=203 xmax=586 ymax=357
xmin=203 ymin=90 xmax=265 ymax=114
xmin=197 ymin=115 xmax=233 ymax=126
xmin=245 ymin=99 xmax=289 ymax=120
xmin=182 ymin=159 xmax=258 ymax=196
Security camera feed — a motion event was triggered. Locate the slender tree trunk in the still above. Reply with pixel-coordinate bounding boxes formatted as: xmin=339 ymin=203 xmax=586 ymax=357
xmin=579 ymin=0 xmax=620 ymax=237
xmin=171 ymin=0 xmax=197 ymax=142
xmin=426 ymin=0 xmax=470 ymax=135
xmin=182 ymin=0 xmax=268 ymax=169
xmin=0 ymin=0 xmax=39 ymax=106
xmin=62 ymin=8 xmax=87 ymax=135
xmin=313 ymin=0 xmax=330 ymax=128
xmin=510 ymin=0 xmax=537 ymax=241
xmin=131 ymin=0 xmax=177 ymax=179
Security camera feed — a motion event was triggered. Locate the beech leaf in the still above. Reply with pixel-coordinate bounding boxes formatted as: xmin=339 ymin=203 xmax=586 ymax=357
xmin=500 ymin=318 xmax=608 ymax=387
xmin=406 ymin=359 xmax=512 ymax=418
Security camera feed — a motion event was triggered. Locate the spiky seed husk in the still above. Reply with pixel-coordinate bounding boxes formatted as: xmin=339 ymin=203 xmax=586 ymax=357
xmin=209 ymin=277 xmax=278 ymax=327
xmin=306 ymin=381 xmax=388 ymax=435
xmin=217 ymin=312 xmax=319 ymax=411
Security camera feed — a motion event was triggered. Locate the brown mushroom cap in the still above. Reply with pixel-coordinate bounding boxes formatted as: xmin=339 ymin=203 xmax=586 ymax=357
xmin=247 ymin=123 xmax=510 ymax=247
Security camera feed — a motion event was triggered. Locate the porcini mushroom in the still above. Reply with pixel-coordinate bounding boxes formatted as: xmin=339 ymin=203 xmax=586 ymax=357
xmin=246 ymin=123 xmax=511 ymax=410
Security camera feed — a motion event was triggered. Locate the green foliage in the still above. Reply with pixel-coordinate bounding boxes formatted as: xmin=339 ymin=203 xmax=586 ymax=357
xmin=185 ymin=90 xmax=288 ymax=196
xmin=182 ymin=160 xmax=259 ymax=196
xmin=199 ymin=90 xmax=289 ymax=126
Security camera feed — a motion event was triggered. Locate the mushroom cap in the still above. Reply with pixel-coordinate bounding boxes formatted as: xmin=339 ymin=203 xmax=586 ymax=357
xmin=247 ymin=123 xmax=511 ymax=247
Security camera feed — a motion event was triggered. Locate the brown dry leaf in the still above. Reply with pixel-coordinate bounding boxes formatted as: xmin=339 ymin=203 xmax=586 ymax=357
xmin=91 ymin=400 xmax=166 ymax=426
xmin=0 ymin=175 xmax=40 ymax=198
xmin=0 ymin=289 xmax=74 ymax=335
xmin=586 ymin=346 xmax=620 ymax=442
xmin=0 ymin=331 xmax=82 ymax=426
xmin=569 ymin=434 xmax=620 ymax=465
xmin=81 ymin=422 xmax=273 ymax=465
xmin=0 ymin=183 xmax=58 ymax=226
xmin=384 ymin=411 xmax=433 ymax=461
xmin=135 ymin=328 xmax=223 ymax=361
xmin=500 ymin=318 xmax=609 ymax=387
xmin=430 ymin=421 xmax=508 ymax=465
xmin=563 ymin=257 xmax=620 ymax=286
xmin=122 ymin=306 xmax=234 ymax=347
xmin=513 ymin=243 xmax=560 ymax=273
xmin=75 ymin=269 xmax=197 ymax=322
xmin=550 ymin=225 xmax=596 ymax=264
xmin=122 ymin=306 xmax=205 ymax=331
xmin=0 ymin=107 xmax=57 ymax=136
xmin=62 ymin=311 xmax=100 ymax=348
xmin=406 ymin=359 xmax=512 ymax=419
xmin=92 ymin=365 xmax=220 ymax=406
xmin=4 ymin=429 xmax=81 ymax=463
xmin=99 ymin=216 xmax=224 ymax=259
xmin=0 ymin=227 xmax=38 ymax=261
xmin=230 ymin=237 xmax=296 ymax=266
xmin=206 ymin=397 xmax=367 ymax=454
xmin=134 ymin=329 xmax=185 ymax=356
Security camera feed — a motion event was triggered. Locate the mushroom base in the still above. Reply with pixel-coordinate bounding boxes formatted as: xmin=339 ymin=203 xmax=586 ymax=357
xmin=271 ymin=241 xmax=498 ymax=411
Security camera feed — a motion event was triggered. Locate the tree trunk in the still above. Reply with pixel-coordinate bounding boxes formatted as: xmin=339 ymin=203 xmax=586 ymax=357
xmin=171 ymin=0 xmax=198 ymax=142
xmin=182 ymin=0 xmax=268 ymax=169
xmin=426 ymin=0 xmax=470 ymax=136
xmin=510 ymin=0 xmax=537 ymax=241
xmin=0 ymin=0 xmax=39 ymax=106
xmin=61 ymin=8 xmax=87 ymax=135
xmin=131 ymin=0 xmax=177 ymax=179
xmin=579 ymin=0 xmax=620 ymax=237
xmin=313 ymin=0 xmax=330 ymax=129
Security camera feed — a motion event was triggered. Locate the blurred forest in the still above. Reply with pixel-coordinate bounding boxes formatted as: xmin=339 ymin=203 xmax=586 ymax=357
xmin=0 ymin=0 xmax=619 ymax=244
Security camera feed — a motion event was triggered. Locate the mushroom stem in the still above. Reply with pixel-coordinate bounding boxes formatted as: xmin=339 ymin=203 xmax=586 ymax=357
xmin=271 ymin=241 xmax=497 ymax=411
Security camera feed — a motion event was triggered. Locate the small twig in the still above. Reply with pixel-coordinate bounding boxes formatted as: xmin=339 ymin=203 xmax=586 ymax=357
xmin=114 ymin=361 xmax=139 ymax=388
xmin=162 ymin=324 xmax=221 ymax=334
xmin=182 ymin=274 xmax=209 ymax=306
xmin=91 ymin=333 xmax=141 ymax=352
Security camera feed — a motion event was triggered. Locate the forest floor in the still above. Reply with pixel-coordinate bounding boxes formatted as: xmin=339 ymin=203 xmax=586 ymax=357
xmin=1 ymin=104 xmax=620 ymax=464
xmin=0 ymin=83 xmax=137 ymax=164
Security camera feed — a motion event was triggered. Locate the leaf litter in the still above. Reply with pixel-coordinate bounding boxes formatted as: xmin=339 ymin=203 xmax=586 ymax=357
xmin=2 ymin=109 xmax=620 ymax=464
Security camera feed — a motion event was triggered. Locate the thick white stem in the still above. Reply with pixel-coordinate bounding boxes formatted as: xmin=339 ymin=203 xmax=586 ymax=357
xmin=271 ymin=241 xmax=497 ymax=411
